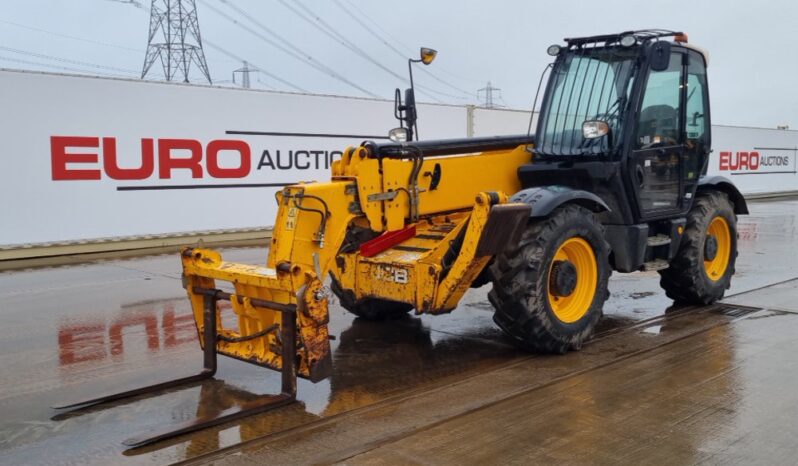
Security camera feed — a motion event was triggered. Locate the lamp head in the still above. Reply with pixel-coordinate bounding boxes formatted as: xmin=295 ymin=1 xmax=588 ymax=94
xmin=419 ymin=47 xmax=437 ymax=65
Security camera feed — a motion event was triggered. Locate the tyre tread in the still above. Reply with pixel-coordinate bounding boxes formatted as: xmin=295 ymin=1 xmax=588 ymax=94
xmin=489 ymin=204 xmax=610 ymax=353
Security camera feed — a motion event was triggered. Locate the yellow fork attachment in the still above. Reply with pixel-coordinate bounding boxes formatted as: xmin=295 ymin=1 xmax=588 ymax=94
xmin=180 ymin=247 xmax=332 ymax=382
xmin=51 ymin=247 xmax=333 ymax=449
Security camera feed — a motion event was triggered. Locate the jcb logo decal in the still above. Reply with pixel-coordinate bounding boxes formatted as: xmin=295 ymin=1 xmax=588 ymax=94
xmin=374 ymin=265 xmax=409 ymax=284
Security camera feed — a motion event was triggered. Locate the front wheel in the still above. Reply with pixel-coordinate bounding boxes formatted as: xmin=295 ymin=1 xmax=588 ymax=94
xmin=489 ymin=204 xmax=611 ymax=353
xmin=659 ymin=191 xmax=738 ymax=304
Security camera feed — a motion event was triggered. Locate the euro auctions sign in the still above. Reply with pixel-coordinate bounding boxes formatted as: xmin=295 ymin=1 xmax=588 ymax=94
xmin=50 ymin=136 xmax=343 ymax=184
xmin=718 ymin=150 xmax=795 ymax=174
xmin=0 ymin=69 xmax=467 ymax=245
xmin=707 ymin=125 xmax=798 ymax=197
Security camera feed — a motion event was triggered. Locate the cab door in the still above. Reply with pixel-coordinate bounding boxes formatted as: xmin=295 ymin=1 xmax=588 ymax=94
xmin=629 ymin=50 xmax=686 ymax=219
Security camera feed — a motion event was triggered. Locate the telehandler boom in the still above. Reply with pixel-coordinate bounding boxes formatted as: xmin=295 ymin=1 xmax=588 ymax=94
xmin=54 ymin=30 xmax=747 ymax=447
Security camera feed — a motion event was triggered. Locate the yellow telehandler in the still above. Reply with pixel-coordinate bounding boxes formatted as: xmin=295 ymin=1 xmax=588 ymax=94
xmin=55 ymin=30 xmax=747 ymax=447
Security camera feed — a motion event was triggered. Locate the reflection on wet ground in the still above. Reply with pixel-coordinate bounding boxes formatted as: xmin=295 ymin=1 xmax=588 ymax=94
xmin=331 ymin=306 xmax=798 ymax=465
xmin=198 ymin=303 xmax=796 ymax=465
xmin=0 ymin=198 xmax=796 ymax=465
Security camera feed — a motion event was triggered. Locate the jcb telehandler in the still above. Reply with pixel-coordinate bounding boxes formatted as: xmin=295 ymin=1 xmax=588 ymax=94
xmin=55 ymin=30 xmax=747 ymax=446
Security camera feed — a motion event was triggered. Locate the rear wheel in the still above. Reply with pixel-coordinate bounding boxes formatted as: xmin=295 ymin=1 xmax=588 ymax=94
xmin=489 ymin=204 xmax=611 ymax=353
xmin=659 ymin=191 xmax=738 ymax=304
xmin=330 ymin=276 xmax=413 ymax=320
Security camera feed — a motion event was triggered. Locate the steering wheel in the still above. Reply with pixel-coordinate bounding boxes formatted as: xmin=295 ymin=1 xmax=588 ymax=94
xmin=640 ymin=137 xmax=677 ymax=151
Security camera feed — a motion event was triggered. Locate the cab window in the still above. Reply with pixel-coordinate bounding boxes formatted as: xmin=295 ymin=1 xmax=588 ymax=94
xmin=685 ymin=50 xmax=709 ymax=180
xmin=635 ymin=51 xmax=682 ymax=149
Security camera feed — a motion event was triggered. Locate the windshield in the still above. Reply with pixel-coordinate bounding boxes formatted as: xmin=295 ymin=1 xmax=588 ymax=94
xmin=536 ymin=47 xmax=639 ymax=156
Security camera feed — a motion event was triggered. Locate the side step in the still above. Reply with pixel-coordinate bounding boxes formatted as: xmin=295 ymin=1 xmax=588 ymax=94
xmin=646 ymin=235 xmax=671 ymax=247
xmin=642 ymin=259 xmax=670 ymax=272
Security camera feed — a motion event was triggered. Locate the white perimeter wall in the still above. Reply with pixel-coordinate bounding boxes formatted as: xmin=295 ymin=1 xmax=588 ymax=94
xmin=1 ymin=69 xmax=796 ymax=246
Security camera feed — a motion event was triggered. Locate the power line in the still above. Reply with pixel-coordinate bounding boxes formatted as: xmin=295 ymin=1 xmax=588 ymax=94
xmin=203 ymin=39 xmax=307 ymax=92
xmin=0 ymin=46 xmax=140 ymax=75
xmin=331 ymin=0 xmax=473 ymax=97
xmin=209 ymin=0 xmax=378 ymax=97
xmin=337 ymin=0 xmax=484 ymax=86
xmin=339 ymin=0 xmax=415 ymax=55
xmin=255 ymin=76 xmax=277 ymax=91
xmin=104 ymin=0 xmax=146 ymax=8
xmin=0 ymin=19 xmax=141 ymax=53
xmin=201 ymin=0 xmax=378 ymax=97
xmin=285 ymin=0 xmax=470 ymax=102
xmin=279 ymin=0 xmax=452 ymax=102
xmin=0 ymin=55 xmax=133 ymax=78
xmin=283 ymin=0 xmax=400 ymax=76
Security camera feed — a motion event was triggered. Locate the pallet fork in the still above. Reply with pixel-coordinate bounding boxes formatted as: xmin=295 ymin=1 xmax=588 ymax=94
xmin=52 ymin=286 xmax=300 ymax=448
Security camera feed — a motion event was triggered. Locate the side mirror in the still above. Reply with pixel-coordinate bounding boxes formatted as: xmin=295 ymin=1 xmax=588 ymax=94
xmin=582 ymin=120 xmax=610 ymax=139
xmin=403 ymin=88 xmax=417 ymax=125
xmin=389 ymin=127 xmax=409 ymax=142
xmin=393 ymin=88 xmax=402 ymax=121
xmin=649 ymin=41 xmax=671 ymax=71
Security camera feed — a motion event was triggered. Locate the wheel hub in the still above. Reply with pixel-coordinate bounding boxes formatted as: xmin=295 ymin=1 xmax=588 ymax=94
xmin=704 ymin=235 xmax=719 ymax=261
xmin=550 ymin=260 xmax=578 ymax=297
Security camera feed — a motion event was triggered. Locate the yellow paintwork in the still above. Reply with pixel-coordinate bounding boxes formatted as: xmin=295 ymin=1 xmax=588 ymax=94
xmin=380 ymin=146 xmax=528 ymax=230
xmin=334 ymin=194 xmax=504 ymax=313
xmin=547 ymin=237 xmax=598 ymax=324
xmin=704 ymin=216 xmax=731 ymax=281
xmin=180 ymin=141 xmax=533 ymax=381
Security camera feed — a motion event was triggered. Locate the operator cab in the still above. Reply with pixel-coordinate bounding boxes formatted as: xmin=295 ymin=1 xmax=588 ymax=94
xmin=522 ymin=30 xmax=711 ymax=224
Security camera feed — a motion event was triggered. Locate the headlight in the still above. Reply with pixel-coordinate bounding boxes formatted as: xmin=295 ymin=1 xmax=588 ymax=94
xmin=546 ymin=44 xmax=562 ymax=56
xmin=582 ymin=120 xmax=610 ymax=139
xmin=389 ymin=127 xmax=409 ymax=142
xmin=620 ymin=34 xmax=637 ymax=47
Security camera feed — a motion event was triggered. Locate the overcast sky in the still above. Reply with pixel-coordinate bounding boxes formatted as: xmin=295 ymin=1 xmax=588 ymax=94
xmin=2 ymin=0 xmax=796 ymax=128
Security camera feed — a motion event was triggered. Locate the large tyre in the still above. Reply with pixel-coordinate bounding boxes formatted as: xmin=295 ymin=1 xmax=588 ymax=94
xmin=489 ymin=204 xmax=611 ymax=353
xmin=659 ymin=191 xmax=738 ymax=304
xmin=330 ymin=276 xmax=413 ymax=320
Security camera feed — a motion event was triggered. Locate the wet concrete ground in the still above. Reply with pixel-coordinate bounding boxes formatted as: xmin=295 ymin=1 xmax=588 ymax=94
xmin=0 ymin=198 xmax=796 ymax=465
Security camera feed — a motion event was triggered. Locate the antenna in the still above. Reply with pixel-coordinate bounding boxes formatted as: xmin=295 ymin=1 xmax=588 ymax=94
xmin=477 ymin=81 xmax=502 ymax=109
xmin=141 ymin=0 xmax=212 ymax=84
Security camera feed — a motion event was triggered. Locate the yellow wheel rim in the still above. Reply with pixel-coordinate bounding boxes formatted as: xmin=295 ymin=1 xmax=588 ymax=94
xmin=704 ymin=216 xmax=731 ymax=281
xmin=547 ymin=237 xmax=598 ymax=324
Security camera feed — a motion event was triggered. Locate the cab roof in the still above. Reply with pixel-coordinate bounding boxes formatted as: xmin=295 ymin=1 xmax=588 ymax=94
xmin=562 ymin=29 xmax=708 ymax=66
xmin=563 ymin=29 xmax=685 ymax=46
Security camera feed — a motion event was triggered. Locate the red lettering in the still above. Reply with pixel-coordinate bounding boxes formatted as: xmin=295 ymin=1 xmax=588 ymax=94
xmin=728 ymin=151 xmax=739 ymax=170
xmin=162 ymin=306 xmax=196 ymax=348
xmin=206 ymin=140 xmax=251 ymax=178
xmin=58 ymin=324 xmax=106 ymax=365
xmin=749 ymin=151 xmax=760 ymax=170
xmin=719 ymin=151 xmax=730 ymax=170
xmin=109 ymin=314 xmax=159 ymax=356
xmin=739 ymin=151 xmax=749 ymax=170
xmin=158 ymin=138 xmax=203 ymax=179
xmin=51 ymin=136 xmax=256 ymax=180
xmin=102 ymin=137 xmax=155 ymax=180
xmin=51 ymin=136 xmax=101 ymax=180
